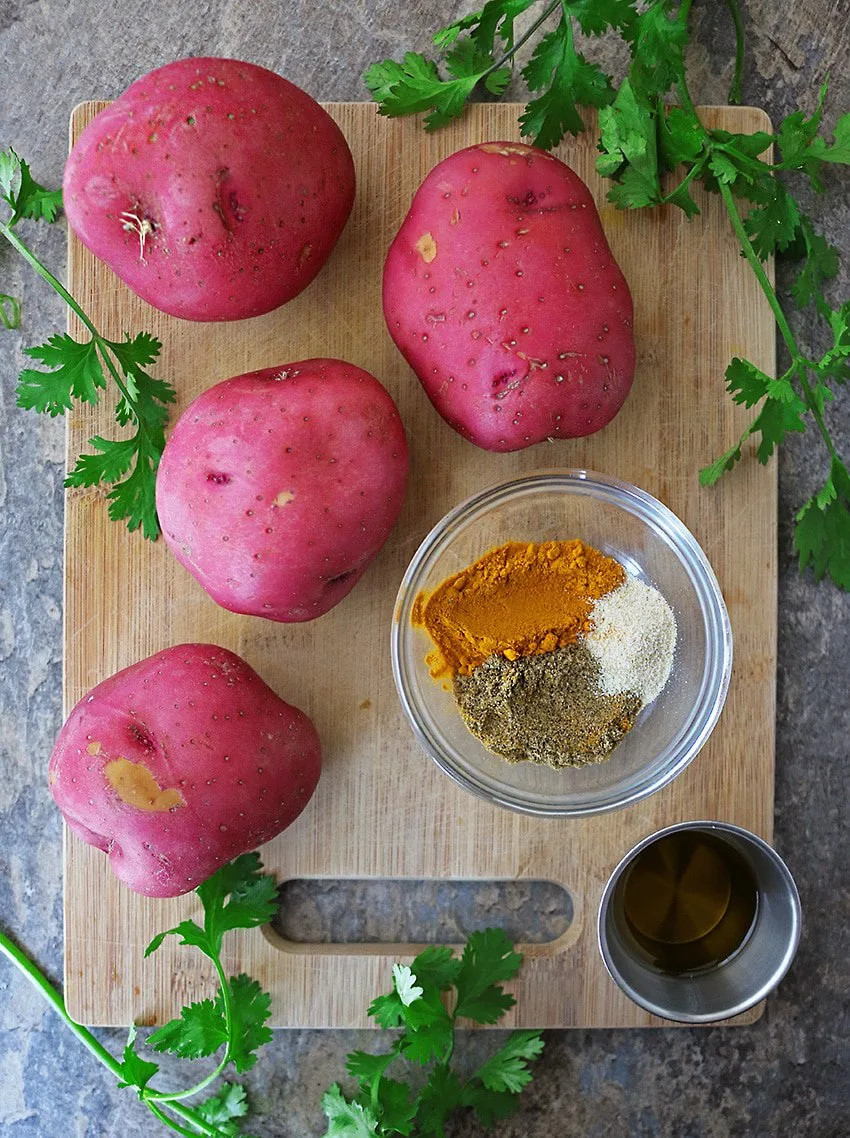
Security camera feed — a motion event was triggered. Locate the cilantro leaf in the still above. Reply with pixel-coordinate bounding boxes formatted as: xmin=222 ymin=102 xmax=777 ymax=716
xmin=659 ymin=106 xmax=706 ymax=170
xmin=788 ymin=215 xmax=839 ymax=312
xmin=699 ymin=440 xmax=744 ymax=486
xmin=375 ymin=1078 xmax=417 ymax=1136
xmin=197 ymin=852 xmax=280 ymax=958
xmin=520 ymin=18 xmax=614 ymax=148
xmin=819 ymin=114 xmax=850 ymax=165
xmin=368 ymin=990 xmax=406 ymax=1030
xmin=816 ymin=301 xmax=850 ymax=383
xmin=414 ymin=1066 xmax=464 ymax=1134
xmin=408 ymin=944 xmax=461 ymax=992
xmin=64 ymin=433 xmax=138 ymax=484
xmin=795 ymin=459 xmax=850 ymax=589
xmin=321 ymin=1085 xmax=380 ymax=1137
xmin=64 ymin=434 xmax=162 ymax=540
xmin=568 ymin=0 xmax=637 ymax=38
xmin=725 ymin=356 xmax=771 ymax=407
xmin=9 ymin=159 xmax=63 ymax=224
xmin=399 ymin=1012 xmax=454 ymax=1065
xmin=193 ymin=1082 xmax=250 ymax=1127
xmin=116 ymin=1025 xmax=160 ymax=1094
xmin=10 ymin=297 xmax=173 ymax=539
xmin=628 ymin=0 xmax=689 ymax=100
xmin=597 ymin=80 xmax=657 ymax=185
xmin=776 ymin=82 xmax=850 ymax=186
xmin=433 ymin=12 xmax=485 ymax=50
xmin=0 ymin=149 xmax=62 ymax=225
xmin=392 ymin=963 xmax=424 ymax=1007
xmin=16 ymin=335 xmax=105 ymax=414
xmin=345 ymin=1049 xmax=397 ymax=1087
xmin=750 ymin=393 xmax=808 ymax=462
xmin=331 ymin=930 xmax=540 ymax=1136
xmin=478 ymin=0 xmax=541 ymax=51
xmin=598 ymin=80 xmax=662 ymax=209
xmin=472 ymin=1029 xmax=545 ymax=1093
xmin=363 ymin=53 xmax=479 ymax=131
xmin=460 ymin=1084 xmax=523 ymax=1127
xmin=147 ymin=999 xmax=228 ymax=1060
xmin=0 ymin=149 xmax=19 ymax=195
xmin=219 ymin=974 xmax=273 ymax=1074
xmin=707 ymin=150 xmax=741 ymax=186
xmin=435 ymin=1 xmax=536 ymax=57
xmin=663 ymin=177 xmax=702 ymax=219
xmin=742 ymin=178 xmax=801 ymax=259
xmin=702 ymin=132 xmax=775 ymax=206
xmin=453 ymin=928 xmax=522 ymax=1023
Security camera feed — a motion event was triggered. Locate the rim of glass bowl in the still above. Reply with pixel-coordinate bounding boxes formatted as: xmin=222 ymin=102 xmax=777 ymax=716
xmin=390 ymin=469 xmax=733 ymax=818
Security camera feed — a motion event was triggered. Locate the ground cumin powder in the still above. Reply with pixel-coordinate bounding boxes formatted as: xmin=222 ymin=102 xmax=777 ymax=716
xmin=453 ymin=646 xmax=642 ymax=768
xmin=412 ymin=539 xmax=625 ymax=678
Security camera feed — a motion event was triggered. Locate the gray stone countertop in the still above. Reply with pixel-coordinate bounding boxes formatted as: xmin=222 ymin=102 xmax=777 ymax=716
xmin=0 ymin=2 xmax=848 ymax=1135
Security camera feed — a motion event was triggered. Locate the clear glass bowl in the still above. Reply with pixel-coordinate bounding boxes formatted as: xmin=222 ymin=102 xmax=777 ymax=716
xmin=391 ymin=470 xmax=732 ymax=817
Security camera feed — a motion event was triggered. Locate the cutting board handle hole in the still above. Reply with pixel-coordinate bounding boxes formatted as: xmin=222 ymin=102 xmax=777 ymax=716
xmin=267 ymin=877 xmax=573 ymax=952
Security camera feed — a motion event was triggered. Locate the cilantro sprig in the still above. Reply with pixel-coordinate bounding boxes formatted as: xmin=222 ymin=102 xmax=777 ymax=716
xmin=322 ymin=929 xmax=545 ymax=1136
xmin=0 ymin=148 xmax=174 ymax=539
xmin=0 ymin=853 xmax=275 ymax=1136
xmin=366 ymin=0 xmax=850 ymax=589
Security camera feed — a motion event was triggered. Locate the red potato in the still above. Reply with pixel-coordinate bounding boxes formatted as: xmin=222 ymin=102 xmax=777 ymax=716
xmin=48 ymin=644 xmax=321 ymax=897
xmin=62 ymin=57 xmax=355 ymax=321
xmin=383 ymin=141 xmax=635 ymax=451
xmin=156 ymin=359 xmax=408 ymax=621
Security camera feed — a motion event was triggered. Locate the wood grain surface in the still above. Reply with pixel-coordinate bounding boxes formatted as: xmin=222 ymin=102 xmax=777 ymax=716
xmin=64 ymin=102 xmax=776 ymax=1029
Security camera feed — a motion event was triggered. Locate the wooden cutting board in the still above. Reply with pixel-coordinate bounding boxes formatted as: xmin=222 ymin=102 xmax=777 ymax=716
xmin=64 ymin=102 xmax=776 ymax=1028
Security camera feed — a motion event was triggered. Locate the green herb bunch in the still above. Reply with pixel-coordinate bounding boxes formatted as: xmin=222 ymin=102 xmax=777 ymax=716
xmin=365 ymin=0 xmax=850 ymax=588
xmin=322 ymin=929 xmax=544 ymax=1136
xmin=0 ymin=855 xmax=541 ymax=1136
xmin=0 ymin=148 xmax=173 ymax=539
xmin=0 ymin=854 xmax=275 ymax=1136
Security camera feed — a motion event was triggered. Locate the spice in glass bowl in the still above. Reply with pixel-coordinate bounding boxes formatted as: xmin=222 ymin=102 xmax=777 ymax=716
xmin=412 ymin=539 xmax=676 ymax=769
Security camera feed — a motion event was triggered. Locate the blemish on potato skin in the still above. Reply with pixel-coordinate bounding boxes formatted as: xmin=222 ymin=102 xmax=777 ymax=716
xmin=86 ymin=741 xmax=102 ymax=756
xmin=415 ymin=233 xmax=437 ymax=263
xmin=272 ymin=490 xmax=295 ymax=507
xmin=105 ymin=757 xmax=185 ymax=813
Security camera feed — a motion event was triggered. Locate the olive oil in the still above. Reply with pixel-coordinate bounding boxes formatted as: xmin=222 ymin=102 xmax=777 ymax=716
xmin=619 ymin=831 xmax=759 ymax=974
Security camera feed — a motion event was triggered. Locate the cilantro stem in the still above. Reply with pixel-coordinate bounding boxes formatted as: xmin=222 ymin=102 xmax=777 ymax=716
xmin=1 ymin=291 xmax=20 ymax=328
xmin=673 ymin=52 xmax=844 ymax=470
xmin=722 ymin=0 xmax=746 ymax=104
xmin=482 ymin=0 xmax=561 ymax=81
xmin=214 ymin=956 xmax=236 ymax=1064
xmin=0 ymin=926 xmax=221 ymax=1137
xmin=716 ymin=179 xmax=798 ymax=356
xmin=147 ymin=1100 xmax=215 ymax=1138
xmin=147 ymin=1056 xmax=229 ymax=1106
xmin=717 ymin=178 xmax=843 ymax=465
xmin=142 ymin=1097 xmax=218 ymax=1137
xmin=2 ymin=220 xmax=145 ymax=430
xmin=146 ymin=956 xmax=233 ymax=1106
xmin=0 ymin=220 xmax=99 ymax=339
xmin=659 ymin=157 xmax=706 ymax=204
xmin=0 ymin=927 xmax=127 ymax=1081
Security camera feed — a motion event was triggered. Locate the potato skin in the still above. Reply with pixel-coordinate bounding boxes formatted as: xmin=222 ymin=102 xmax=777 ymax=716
xmin=383 ymin=142 xmax=635 ymax=451
xmin=63 ymin=57 xmax=355 ymax=321
xmin=48 ymin=645 xmax=321 ymax=897
xmin=156 ymin=359 xmax=409 ymax=621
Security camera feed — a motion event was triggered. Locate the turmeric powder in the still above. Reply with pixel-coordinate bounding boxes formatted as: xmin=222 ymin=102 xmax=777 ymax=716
xmin=412 ymin=539 xmax=625 ymax=678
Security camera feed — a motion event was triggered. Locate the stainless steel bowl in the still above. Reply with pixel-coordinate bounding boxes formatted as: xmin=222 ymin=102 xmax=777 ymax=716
xmin=598 ymin=820 xmax=802 ymax=1023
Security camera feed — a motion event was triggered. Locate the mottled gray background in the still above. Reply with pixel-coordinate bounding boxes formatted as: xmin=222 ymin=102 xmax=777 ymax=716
xmin=1 ymin=2 xmax=848 ymax=1135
